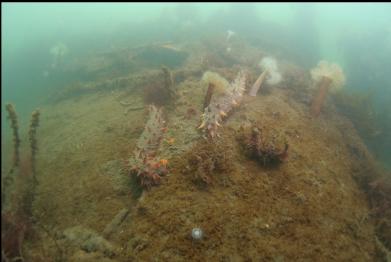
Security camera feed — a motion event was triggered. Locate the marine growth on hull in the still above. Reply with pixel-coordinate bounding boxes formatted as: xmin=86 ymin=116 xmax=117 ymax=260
xmin=2 ymin=10 xmax=391 ymax=262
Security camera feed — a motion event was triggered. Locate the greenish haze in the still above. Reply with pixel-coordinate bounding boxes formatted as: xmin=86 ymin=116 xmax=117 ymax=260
xmin=2 ymin=3 xmax=391 ymax=167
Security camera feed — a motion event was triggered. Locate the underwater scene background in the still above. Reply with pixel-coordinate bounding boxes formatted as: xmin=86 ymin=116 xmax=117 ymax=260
xmin=2 ymin=3 xmax=391 ymax=261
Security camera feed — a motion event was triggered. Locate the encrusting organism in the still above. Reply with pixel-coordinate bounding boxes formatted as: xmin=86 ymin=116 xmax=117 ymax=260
xmin=199 ymin=70 xmax=246 ymax=138
xmin=182 ymin=139 xmax=234 ymax=188
xmin=310 ymin=60 xmax=346 ymax=117
xmin=5 ymin=103 xmax=21 ymax=174
xmin=249 ymin=56 xmax=282 ymax=96
xmin=239 ymin=125 xmax=288 ymax=167
xmin=126 ymin=105 xmax=168 ymax=189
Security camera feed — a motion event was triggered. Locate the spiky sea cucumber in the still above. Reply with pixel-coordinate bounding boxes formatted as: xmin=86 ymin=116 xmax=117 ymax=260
xmin=128 ymin=105 xmax=168 ymax=189
xmin=199 ymin=70 xmax=246 ymax=138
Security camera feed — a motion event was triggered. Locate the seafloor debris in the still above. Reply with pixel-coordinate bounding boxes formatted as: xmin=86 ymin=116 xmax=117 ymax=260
xmin=238 ymin=125 xmax=288 ymax=167
xmin=126 ymin=105 xmax=168 ymax=189
xmin=199 ymin=70 xmax=246 ymax=138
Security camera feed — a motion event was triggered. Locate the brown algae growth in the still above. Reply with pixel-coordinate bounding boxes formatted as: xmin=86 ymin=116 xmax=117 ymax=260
xmin=2 ymin=36 xmax=391 ymax=261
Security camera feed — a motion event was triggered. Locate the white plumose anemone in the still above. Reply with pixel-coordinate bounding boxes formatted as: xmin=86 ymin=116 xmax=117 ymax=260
xmin=310 ymin=60 xmax=346 ymax=93
xmin=249 ymin=56 xmax=282 ymax=96
xmin=50 ymin=42 xmax=69 ymax=68
xmin=259 ymin=56 xmax=282 ymax=85
xmin=226 ymin=30 xmax=235 ymax=41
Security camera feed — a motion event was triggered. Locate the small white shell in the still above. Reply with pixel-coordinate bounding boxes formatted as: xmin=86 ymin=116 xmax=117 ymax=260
xmin=191 ymin=228 xmax=203 ymax=240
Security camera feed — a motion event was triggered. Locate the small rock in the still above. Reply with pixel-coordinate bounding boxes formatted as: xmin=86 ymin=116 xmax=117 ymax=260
xmin=63 ymin=226 xmax=117 ymax=257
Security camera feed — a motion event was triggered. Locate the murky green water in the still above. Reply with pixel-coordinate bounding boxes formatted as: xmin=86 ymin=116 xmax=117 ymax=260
xmin=2 ymin=3 xmax=391 ymax=261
